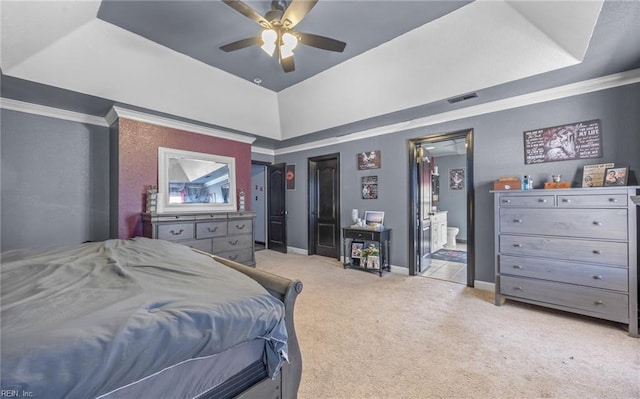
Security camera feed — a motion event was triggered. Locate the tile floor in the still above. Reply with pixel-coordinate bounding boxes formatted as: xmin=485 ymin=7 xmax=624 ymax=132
xmin=420 ymin=242 xmax=467 ymax=285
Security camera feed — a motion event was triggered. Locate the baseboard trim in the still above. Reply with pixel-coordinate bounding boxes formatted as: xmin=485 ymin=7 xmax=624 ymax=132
xmin=474 ymin=280 xmax=495 ymax=292
xmin=390 ymin=265 xmax=409 ymax=275
xmin=287 ymin=246 xmax=308 ymax=255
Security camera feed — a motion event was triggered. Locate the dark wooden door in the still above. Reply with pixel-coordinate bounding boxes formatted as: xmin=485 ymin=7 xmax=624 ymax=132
xmin=267 ymin=163 xmax=287 ymax=253
xmin=308 ymin=155 xmax=340 ymax=259
xmin=417 ymin=145 xmax=433 ymax=274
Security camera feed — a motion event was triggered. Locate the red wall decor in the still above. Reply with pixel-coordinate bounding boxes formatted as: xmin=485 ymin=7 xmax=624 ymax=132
xmin=116 ymin=118 xmax=252 ymax=238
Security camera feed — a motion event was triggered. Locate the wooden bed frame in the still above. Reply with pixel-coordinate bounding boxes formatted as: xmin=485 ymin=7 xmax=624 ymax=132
xmin=204 ymin=253 xmax=303 ymax=399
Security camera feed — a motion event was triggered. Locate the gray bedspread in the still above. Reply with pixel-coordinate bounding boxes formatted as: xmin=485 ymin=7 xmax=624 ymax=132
xmin=0 ymin=238 xmax=288 ymax=398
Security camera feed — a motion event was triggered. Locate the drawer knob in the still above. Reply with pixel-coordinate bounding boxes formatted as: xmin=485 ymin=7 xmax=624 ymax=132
xmin=513 ymin=219 xmax=522 ymax=223
xmin=593 ymin=275 xmax=603 ymax=280
xmin=513 ymin=243 xmax=523 ymax=248
xmin=538 ymin=198 xmax=547 ymax=203
xmin=170 ymin=229 xmax=184 ymax=236
xmin=502 ymin=199 xmax=511 ymax=204
xmin=514 ymin=286 xmax=523 ymax=291
xmin=229 ymin=239 xmax=239 ymax=246
xmin=592 ymin=250 xmax=602 ymax=255
xmin=235 ymin=224 xmax=246 ymax=230
xmin=594 ymin=300 xmax=604 ymax=305
xmin=513 ymin=265 xmax=522 ymax=269
xmin=608 ymin=198 xmax=618 ymax=202
xmin=592 ymin=221 xmax=602 ymax=226
xmin=208 ymin=226 xmax=218 ymax=233
xmin=562 ymin=198 xmax=571 ymax=203
xmin=229 ymin=254 xmax=238 ymax=260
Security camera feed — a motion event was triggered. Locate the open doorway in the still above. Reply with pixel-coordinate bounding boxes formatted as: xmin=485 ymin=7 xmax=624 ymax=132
xmin=251 ymin=162 xmax=268 ymax=251
xmin=408 ymin=129 xmax=475 ymax=286
xmin=251 ymin=161 xmax=288 ymax=253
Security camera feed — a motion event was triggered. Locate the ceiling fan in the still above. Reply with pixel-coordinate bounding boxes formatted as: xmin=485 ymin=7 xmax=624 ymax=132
xmin=219 ymin=0 xmax=346 ymax=73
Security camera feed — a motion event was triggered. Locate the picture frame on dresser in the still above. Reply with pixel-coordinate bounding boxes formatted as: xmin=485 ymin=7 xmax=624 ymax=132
xmin=604 ymin=167 xmax=628 ymax=186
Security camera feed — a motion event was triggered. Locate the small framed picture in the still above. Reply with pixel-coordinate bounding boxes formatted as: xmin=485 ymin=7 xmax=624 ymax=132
xmin=604 ymin=167 xmax=629 ymax=186
xmin=367 ymin=255 xmax=380 ymax=269
xmin=357 ymin=150 xmax=381 ymax=170
xmin=364 ymin=211 xmax=384 ymax=228
xmin=350 ymin=241 xmax=365 ymax=259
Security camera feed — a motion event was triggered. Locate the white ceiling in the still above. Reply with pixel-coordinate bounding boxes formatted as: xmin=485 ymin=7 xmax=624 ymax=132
xmin=2 ymin=0 xmax=635 ymax=145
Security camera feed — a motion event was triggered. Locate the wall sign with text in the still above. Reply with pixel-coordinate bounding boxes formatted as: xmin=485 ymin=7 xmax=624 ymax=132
xmin=523 ymin=119 xmax=602 ymax=164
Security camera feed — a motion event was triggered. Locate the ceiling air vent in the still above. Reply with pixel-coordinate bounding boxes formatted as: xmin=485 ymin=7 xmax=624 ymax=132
xmin=447 ymin=92 xmax=478 ymax=104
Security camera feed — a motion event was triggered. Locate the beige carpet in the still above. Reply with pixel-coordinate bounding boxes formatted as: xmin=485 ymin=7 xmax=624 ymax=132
xmin=255 ymin=250 xmax=640 ymax=399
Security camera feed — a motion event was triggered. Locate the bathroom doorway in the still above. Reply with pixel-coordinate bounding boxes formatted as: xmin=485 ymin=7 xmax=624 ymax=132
xmin=408 ymin=129 xmax=475 ymax=286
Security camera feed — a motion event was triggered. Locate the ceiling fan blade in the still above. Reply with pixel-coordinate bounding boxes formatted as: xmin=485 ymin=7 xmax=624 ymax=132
xmin=280 ymin=0 xmax=318 ymax=29
xmin=220 ymin=36 xmax=262 ymax=52
xmin=222 ymin=0 xmax=272 ymax=28
xmin=297 ymin=32 xmax=346 ymax=52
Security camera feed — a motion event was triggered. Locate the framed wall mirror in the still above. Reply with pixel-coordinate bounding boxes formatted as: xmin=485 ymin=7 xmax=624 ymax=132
xmin=158 ymin=147 xmax=237 ymax=213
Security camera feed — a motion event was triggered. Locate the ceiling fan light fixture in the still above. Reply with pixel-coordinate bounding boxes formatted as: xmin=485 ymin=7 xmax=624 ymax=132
xmin=280 ymin=32 xmax=298 ymax=59
xmin=261 ymin=29 xmax=277 ymax=56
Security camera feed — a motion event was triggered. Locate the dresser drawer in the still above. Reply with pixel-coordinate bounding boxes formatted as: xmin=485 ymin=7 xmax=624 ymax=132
xmin=499 ymin=208 xmax=627 ymax=240
xmin=557 ymin=194 xmax=627 ymax=207
xmin=500 ymin=235 xmax=628 ymax=266
xmin=228 ymin=219 xmax=253 ymax=235
xmin=216 ymin=249 xmax=254 ymax=264
xmin=500 ymin=276 xmax=629 ymax=322
xmin=499 ymin=255 xmax=628 ymax=291
xmin=179 ymin=238 xmax=212 ymax=253
xmin=498 ymin=195 xmax=554 ymax=207
xmin=345 ymin=229 xmax=378 ymax=241
xmin=212 ymin=234 xmax=253 ymax=252
xmin=157 ymin=223 xmax=195 ymax=241
xmin=196 ymin=221 xmax=228 ymax=238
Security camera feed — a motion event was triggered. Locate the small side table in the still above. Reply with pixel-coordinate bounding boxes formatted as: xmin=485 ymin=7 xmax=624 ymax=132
xmin=342 ymin=227 xmax=391 ymax=276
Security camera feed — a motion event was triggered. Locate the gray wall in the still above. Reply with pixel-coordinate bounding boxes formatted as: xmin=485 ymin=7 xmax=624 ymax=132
xmin=275 ymin=83 xmax=640 ymax=283
xmin=434 ymin=154 xmax=467 ymax=241
xmin=2 ymin=83 xmax=638 ymax=282
xmin=1 ymin=109 xmax=110 ymax=251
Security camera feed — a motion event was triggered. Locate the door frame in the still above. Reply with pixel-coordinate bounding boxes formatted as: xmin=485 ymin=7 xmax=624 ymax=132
xmin=407 ymin=129 xmax=475 ymax=286
xmin=251 ymin=161 xmax=270 ymax=248
xmin=307 ymin=153 xmax=341 ymax=258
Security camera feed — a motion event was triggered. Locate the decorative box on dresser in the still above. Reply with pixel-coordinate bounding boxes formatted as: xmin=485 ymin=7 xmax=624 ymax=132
xmin=493 ymin=187 xmax=639 ymax=337
xmin=142 ymin=211 xmax=256 ymax=266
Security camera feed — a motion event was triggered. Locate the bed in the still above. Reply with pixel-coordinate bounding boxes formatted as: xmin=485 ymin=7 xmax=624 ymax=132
xmin=0 ymin=237 xmax=303 ymax=399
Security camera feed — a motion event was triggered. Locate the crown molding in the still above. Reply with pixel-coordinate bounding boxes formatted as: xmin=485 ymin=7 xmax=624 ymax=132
xmin=108 ymin=106 xmax=256 ymax=144
xmin=0 ymin=97 xmax=109 ymax=127
xmin=3 ymin=68 xmax=639 ymax=152
xmin=273 ymin=68 xmax=640 ymax=155
xmin=251 ymin=146 xmax=276 ymax=156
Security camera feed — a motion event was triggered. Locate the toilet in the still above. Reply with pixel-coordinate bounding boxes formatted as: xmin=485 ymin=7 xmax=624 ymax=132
xmin=446 ymin=227 xmax=459 ymax=248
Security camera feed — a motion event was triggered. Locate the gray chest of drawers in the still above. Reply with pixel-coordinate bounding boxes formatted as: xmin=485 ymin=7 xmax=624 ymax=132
xmin=493 ymin=187 xmax=639 ymax=336
xmin=142 ymin=211 xmax=256 ymax=266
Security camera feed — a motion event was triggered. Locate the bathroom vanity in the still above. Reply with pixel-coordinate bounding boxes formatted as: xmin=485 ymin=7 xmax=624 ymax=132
xmin=430 ymin=211 xmax=448 ymax=253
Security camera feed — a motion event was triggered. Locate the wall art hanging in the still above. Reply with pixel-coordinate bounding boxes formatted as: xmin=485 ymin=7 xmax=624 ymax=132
xmin=523 ymin=119 xmax=601 ymax=164
xmin=357 ymin=150 xmax=381 ymax=170
xmin=449 ymin=168 xmax=465 ymax=190
xmin=286 ymin=164 xmax=296 ymax=190
xmin=361 ymin=176 xmax=378 ymax=199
